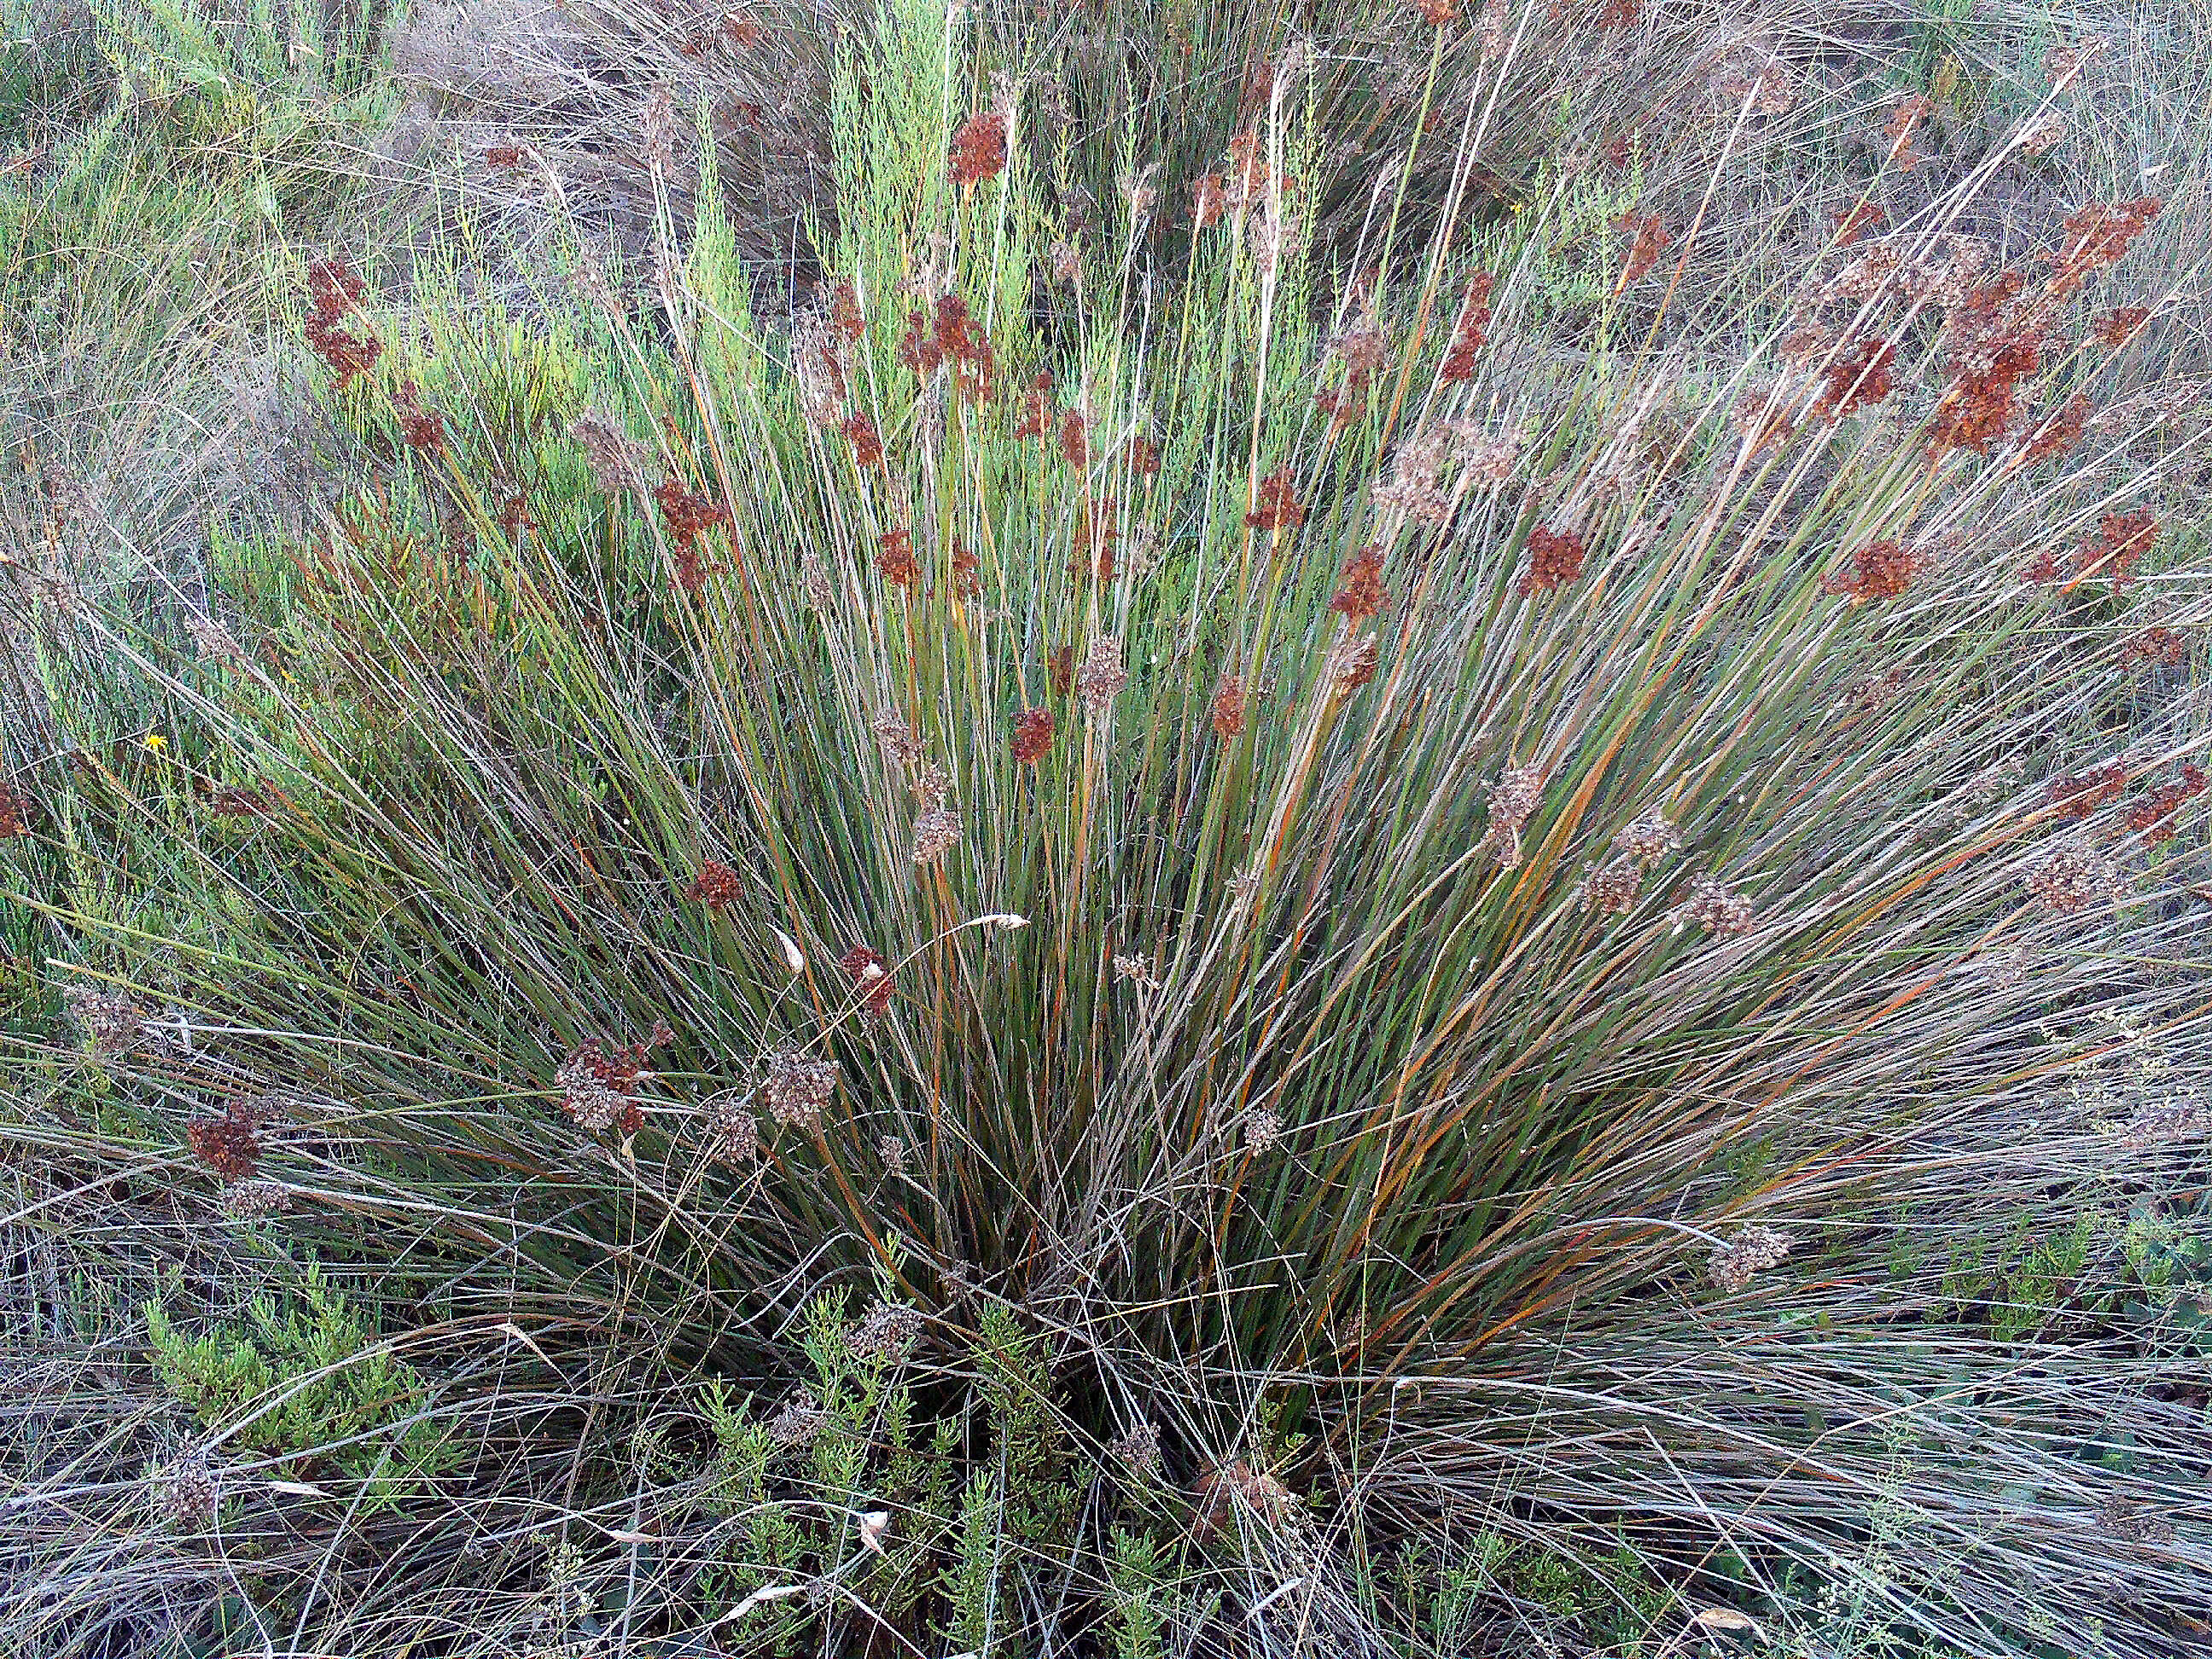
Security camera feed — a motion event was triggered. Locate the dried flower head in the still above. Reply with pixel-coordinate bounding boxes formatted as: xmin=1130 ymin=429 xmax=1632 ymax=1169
xmin=1193 ymin=1459 xmax=1299 ymax=1539
xmin=841 ymin=945 xmax=895 ymax=1016
xmin=1243 ymin=1103 xmax=1284 ymax=1155
xmin=1111 ymin=1421 xmax=1164 ymax=1481
xmin=2093 ymin=306 xmax=2150 ymax=346
xmin=949 ymin=110 xmax=1009 ymax=187
xmin=2023 ymin=841 xmax=2120 ymax=915
xmin=1613 ymin=806 xmax=1682 ymax=865
xmin=1326 ymin=632 xmax=1379 ymax=695
xmin=0 ymin=779 xmax=28 ymax=838
xmin=1330 ymin=544 xmax=1387 ymax=623
xmin=705 ymin=1092 xmax=761 ymax=1167
xmin=2117 ymin=1100 xmax=2209 ymax=1151
xmin=2013 ymin=111 xmax=2065 ymax=154
xmin=554 ymin=1025 xmax=668 ymax=1138
xmin=2078 ymin=511 xmax=2158 ymax=585
xmin=2095 ymin=1495 xmax=2175 ymax=1544
xmin=847 ymin=1301 xmax=924 ymax=1364
xmin=912 ymin=804 xmax=963 ymax=865
xmin=1883 ymin=93 xmax=1932 ymax=170
xmin=186 ymin=1099 xmax=263 ymax=1183
xmin=1517 ymin=526 xmax=1586 ymax=596
xmin=1210 ymin=672 xmax=1249 ymax=740
xmin=1823 ymin=538 xmax=1921 ymax=602
xmin=878 ymin=1133 xmax=911 ymax=1176
xmin=2122 ymin=765 xmax=2205 ymax=844
xmin=1439 ymin=271 xmax=1495 ymax=382
xmin=66 ymin=987 xmax=144 ymax=1057
xmin=303 ymin=259 xmax=381 ymax=387
xmin=1076 ymin=636 xmax=1128 ymax=712
xmin=1832 ymin=201 xmax=1885 ymax=245
xmin=2046 ymin=762 xmax=2129 ymax=822
xmin=841 ymin=412 xmax=885 ymax=469
xmin=1245 ymin=467 xmax=1306 ymax=533
xmin=2117 ymin=626 xmax=2187 ymax=672
xmin=153 ymin=1451 xmax=220 ymax=1531
xmin=220 ymin=1179 xmax=291 ymax=1220
xmin=768 ymin=1388 xmax=829 ymax=1447
xmin=393 ymin=381 xmax=445 ymax=451
xmin=1482 ymin=763 xmax=1545 ymax=869
xmin=1114 ymin=952 xmax=1162 ymax=989
xmin=876 ymin=528 xmax=920 ymax=590
xmin=685 ymin=859 xmax=743 ymax=910
xmin=1708 ymin=1225 xmax=1794 ymax=1291
xmin=1615 ymin=212 xmax=1671 ymax=286
xmin=1677 ymin=874 xmax=1755 ymax=935
xmin=2044 ymin=37 xmax=2108 ymax=86
xmin=1812 ymin=334 xmax=1896 ymax=421
xmin=762 ymin=1048 xmax=836 ymax=1131
xmin=1582 ymin=856 xmax=1644 ymax=915
xmin=1010 ymin=706 xmax=1054 ymax=765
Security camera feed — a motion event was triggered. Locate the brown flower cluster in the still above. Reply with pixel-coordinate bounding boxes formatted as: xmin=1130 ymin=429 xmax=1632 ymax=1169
xmin=685 ymin=859 xmax=743 ymax=909
xmin=555 ymin=1022 xmax=671 ymax=1138
xmin=1330 ymin=544 xmax=1387 ymax=622
xmin=876 ymin=528 xmax=919 ymax=590
xmin=1481 ymin=763 xmax=1545 ymax=868
xmin=1615 ymin=212 xmax=1671 ymax=286
xmin=1708 ymin=1225 xmax=1793 ymax=1291
xmin=2093 ymin=306 xmax=2149 ymax=346
xmin=1677 ymin=874 xmax=1755 ymax=934
xmin=949 ymin=111 xmax=1008 ymax=187
xmin=2077 ymin=510 xmax=2158 ymax=585
xmin=2046 ymin=762 xmax=2128 ymax=822
xmin=1823 ymin=538 xmax=1921 ymax=602
xmin=2117 ymin=626 xmax=2187 ymax=672
xmin=1245 ymin=468 xmax=1305 ymax=533
xmin=1210 ymin=672 xmax=1248 ymax=740
xmin=841 ymin=412 xmax=884 ymax=469
xmin=897 ymin=294 xmax=995 ymax=399
xmin=2123 ymin=765 xmax=2206 ymax=844
xmin=762 ymin=1048 xmax=837 ymax=1131
xmin=654 ymin=480 xmax=729 ymax=592
xmin=1439 ymin=271 xmax=1495 ymax=382
xmin=393 ymin=381 xmax=445 ymax=451
xmin=2023 ymin=842 xmax=2119 ymax=914
xmin=1326 ymin=633 xmax=1379 ymax=695
xmin=2023 ymin=392 xmax=2090 ymax=463
xmin=1075 ymin=636 xmax=1127 ymax=711
xmin=840 ymin=945 xmax=894 ymax=1016
xmin=1928 ymin=272 xmax=2045 ymax=455
xmin=0 ymin=779 xmax=27 ymax=838
xmin=1517 ymin=525 xmax=1586 ymax=596
xmin=2050 ymin=198 xmax=2163 ymax=299
xmin=187 ymin=1099 xmax=264 ymax=1183
xmin=1012 ymin=371 xmax=1056 ymax=441
xmin=1811 ymin=334 xmax=1895 ymax=422
xmin=1010 ymin=706 xmax=1054 ymax=764
xmin=1832 ymin=202 xmax=1885 ymax=245
xmin=206 ymin=783 xmax=275 ymax=818
xmin=303 ymin=259 xmax=381 ymax=387
xmin=1883 ymin=94 xmax=1933 ymax=170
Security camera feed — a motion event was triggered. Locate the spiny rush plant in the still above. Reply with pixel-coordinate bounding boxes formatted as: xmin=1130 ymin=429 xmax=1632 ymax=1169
xmin=6 ymin=3 xmax=2211 ymax=1654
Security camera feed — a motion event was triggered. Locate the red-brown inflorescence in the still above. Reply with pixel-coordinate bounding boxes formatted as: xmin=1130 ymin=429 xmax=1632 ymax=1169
xmin=303 ymin=259 xmax=381 ymax=387
xmin=2078 ymin=510 xmax=2158 ymax=585
xmin=1415 ymin=0 xmax=1456 ymax=23
xmin=1928 ymin=271 xmax=2044 ymax=455
xmin=1058 ymin=411 xmax=1091 ymax=469
xmin=1070 ymin=496 xmax=1117 ymax=582
xmin=1210 ymin=672 xmax=1248 ymax=740
xmin=1883 ymin=94 xmax=1932 ymax=170
xmin=556 ymin=1025 xmax=670 ymax=1138
xmin=1049 ymin=645 xmax=1075 ymax=697
xmin=2046 ymin=761 xmax=2128 ymax=822
xmin=830 ymin=281 xmax=865 ymax=343
xmin=1013 ymin=372 xmax=1055 ymax=441
xmin=393 ymin=381 xmax=445 ymax=451
xmin=1833 ymin=202 xmax=1885 ymax=245
xmin=1615 ymin=212 xmax=1670 ymax=285
xmin=1245 ymin=468 xmax=1305 ymax=533
xmin=0 ymin=779 xmax=27 ymax=838
xmin=876 ymin=528 xmax=919 ymax=589
xmin=1439 ymin=271 xmax=1495 ymax=383
xmin=1010 ymin=707 xmax=1054 ymax=764
xmin=1517 ymin=525 xmax=1586 ymax=596
xmin=207 ymin=783 xmax=275 ymax=818
xmin=1812 ymin=334 xmax=1896 ymax=422
xmin=2023 ymin=393 xmax=2090 ymax=463
xmin=842 ymin=412 xmax=885 ymax=469
xmin=1330 ymin=544 xmax=1387 ymax=622
xmin=655 ymin=480 xmax=729 ymax=592
xmin=1823 ymin=538 xmax=1921 ymax=602
xmin=187 ymin=1099 xmax=264 ymax=1183
xmin=949 ymin=111 xmax=1008 ymax=187
xmin=685 ymin=859 xmax=743 ymax=910
xmin=949 ymin=541 xmax=981 ymax=599
xmin=840 ymin=945 xmax=894 ymax=1016
xmin=2050 ymin=198 xmax=2163 ymax=298
xmin=2118 ymin=626 xmax=2187 ymax=672
xmin=2124 ymin=765 xmax=2207 ymax=843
